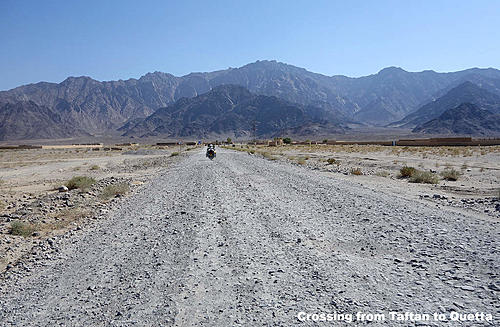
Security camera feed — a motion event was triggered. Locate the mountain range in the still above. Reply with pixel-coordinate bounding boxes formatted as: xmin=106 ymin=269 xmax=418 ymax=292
xmin=413 ymin=103 xmax=500 ymax=135
xmin=391 ymin=81 xmax=500 ymax=128
xmin=122 ymin=84 xmax=346 ymax=138
xmin=1 ymin=60 xmax=500 ymax=140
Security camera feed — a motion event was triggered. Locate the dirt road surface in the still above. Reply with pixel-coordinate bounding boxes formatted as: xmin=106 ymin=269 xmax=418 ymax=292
xmin=1 ymin=148 xmax=498 ymax=326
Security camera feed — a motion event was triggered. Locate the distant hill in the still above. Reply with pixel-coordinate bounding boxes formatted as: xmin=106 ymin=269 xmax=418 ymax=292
xmin=122 ymin=85 xmax=346 ymax=138
xmin=413 ymin=103 xmax=500 ymax=136
xmin=0 ymin=101 xmax=89 ymax=140
xmin=392 ymin=82 xmax=500 ymax=128
xmin=1 ymin=60 xmax=500 ymax=140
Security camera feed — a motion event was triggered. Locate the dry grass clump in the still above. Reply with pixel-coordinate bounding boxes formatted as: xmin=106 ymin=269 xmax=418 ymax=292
xmin=326 ymin=158 xmax=339 ymax=165
xmin=409 ymin=171 xmax=439 ymax=184
xmin=440 ymin=168 xmax=461 ymax=181
xmin=43 ymin=208 xmax=91 ymax=231
xmin=350 ymin=168 xmax=363 ymax=175
xmin=9 ymin=221 xmax=37 ymax=237
xmin=66 ymin=176 xmax=96 ymax=191
xmin=375 ymin=171 xmax=390 ymax=177
xmin=261 ymin=152 xmax=277 ymax=161
xmin=297 ymin=158 xmax=306 ymax=165
xmin=100 ymin=182 xmax=130 ymax=200
xmin=399 ymin=166 xmax=417 ymax=178
xmin=170 ymin=152 xmax=180 ymax=157
xmin=89 ymin=164 xmax=100 ymax=170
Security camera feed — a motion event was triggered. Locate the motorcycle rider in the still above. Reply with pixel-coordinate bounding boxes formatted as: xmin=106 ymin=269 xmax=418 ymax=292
xmin=206 ymin=144 xmax=216 ymax=159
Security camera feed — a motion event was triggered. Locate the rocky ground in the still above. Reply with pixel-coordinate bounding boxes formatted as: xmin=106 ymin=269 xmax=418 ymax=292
xmin=233 ymin=144 xmax=500 ymax=220
xmin=0 ymin=147 xmax=498 ymax=326
xmin=0 ymin=146 xmax=185 ymax=271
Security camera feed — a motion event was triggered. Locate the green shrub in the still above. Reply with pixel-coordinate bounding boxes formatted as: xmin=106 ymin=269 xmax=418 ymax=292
xmin=283 ymin=137 xmax=292 ymax=144
xmin=409 ymin=171 xmax=439 ymax=184
xmin=399 ymin=166 xmax=417 ymax=178
xmin=170 ymin=152 xmax=179 ymax=157
xmin=100 ymin=182 xmax=129 ymax=200
xmin=9 ymin=221 xmax=37 ymax=237
xmin=440 ymin=168 xmax=461 ymax=181
xmin=66 ymin=176 xmax=96 ymax=191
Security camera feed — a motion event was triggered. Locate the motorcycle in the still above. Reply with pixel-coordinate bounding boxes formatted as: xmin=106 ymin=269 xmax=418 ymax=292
xmin=206 ymin=148 xmax=216 ymax=160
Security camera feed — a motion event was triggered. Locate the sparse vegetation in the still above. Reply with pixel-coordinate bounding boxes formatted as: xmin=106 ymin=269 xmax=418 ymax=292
xmin=9 ymin=221 xmax=37 ymax=237
xmin=350 ymin=168 xmax=363 ymax=175
xmin=297 ymin=158 xmax=306 ymax=165
xmin=326 ymin=158 xmax=338 ymax=165
xmin=100 ymin=182 xmax=130 ymax=200
xmin=399 ymin=166 xmax=417 ymax=178
xmin=376 ymin=171 xmax=390 ymax=177
xmin=170 ymin=152 xmax=180 ymax=157
xmin=283 ymin=137 xmax=292 ymax=144
xmin=89 ymin=164 xmax=100 ymax=170
xmin=261 ymin=152 xmax=277 ymax=160
xmin=409 ymin=171 xmax=439 ymax=184
xmin=42 ymin=208 xmax=91 ymax=231
xmin=66 ymin=176 xmax=96 ymax=191
xmin=440 ymin=168 xmax=461 ymax=181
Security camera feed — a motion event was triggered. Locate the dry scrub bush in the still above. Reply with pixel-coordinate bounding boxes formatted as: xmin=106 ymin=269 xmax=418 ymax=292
xmin=350 ymin=168 xmax=363 ymax=175
xmin=44 ymin=208 xmax=90 ymax=231
xmin=399 ymin=166 xmax=417 ymax=178
xmin=440 ymin=168 xmax=461 ymax=181
xmin=326 ymin=158 xmax=339 ymax=165
xmin=297 ymin=158 xmax=306 ymax=165
xmin=261 ymin=152 xmax=277 ymax=161
xmin=100 ymin=182 xmax=129 ymax=200
xmin=409 ymin=171 xmax=439 ymax=184
xmin=9 ymin=221 xmax=37 ymax=237
xmin=170 ymin=152 xmax=180 ymax=157
xmin=66 ymin=176 xmax=96 ymax=191
xmin=376 ymin=171 xmax=390 ymax=177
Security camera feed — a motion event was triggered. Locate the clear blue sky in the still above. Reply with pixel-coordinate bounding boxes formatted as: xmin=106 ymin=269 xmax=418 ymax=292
xmin=1 ymin=0 xmax=499 ymax=90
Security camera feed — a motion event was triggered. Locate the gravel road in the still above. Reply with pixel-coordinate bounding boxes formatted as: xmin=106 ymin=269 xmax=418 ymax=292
xmin=1 ymin=148 xmax=498 ymax=326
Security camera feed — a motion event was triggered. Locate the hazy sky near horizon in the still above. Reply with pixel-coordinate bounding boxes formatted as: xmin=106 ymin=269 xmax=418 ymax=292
xmin=1 ymin=0 xmax=499 ymax=90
